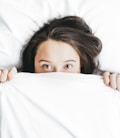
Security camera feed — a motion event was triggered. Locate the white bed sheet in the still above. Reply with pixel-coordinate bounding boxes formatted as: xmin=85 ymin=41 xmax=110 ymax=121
xmin=0 ymin=73 xmax=120 ymax=138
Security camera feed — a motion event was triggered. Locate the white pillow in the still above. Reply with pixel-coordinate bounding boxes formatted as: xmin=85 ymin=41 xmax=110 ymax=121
xmin=0 ymin=19 xmax=21 ymax=69
xmin=75 ymin=0 xmax=120 ymax=73
xmin=0 ymin=0 xmax=120 ymax=73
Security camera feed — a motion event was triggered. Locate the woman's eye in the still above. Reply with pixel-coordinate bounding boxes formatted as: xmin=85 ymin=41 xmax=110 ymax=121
xmin=42 ymin=64 xmax=52 ymax=70
xmin=64 ymin=64 xmax=73 ymax=69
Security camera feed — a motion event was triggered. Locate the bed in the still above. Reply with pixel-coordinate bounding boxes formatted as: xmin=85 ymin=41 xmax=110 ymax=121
xmin=0 ymin=0 xmax=120 ymax=138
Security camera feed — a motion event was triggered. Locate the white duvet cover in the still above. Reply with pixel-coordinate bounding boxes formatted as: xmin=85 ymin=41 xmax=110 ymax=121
xmin=0 ymin=73 xmax=120 ymax=138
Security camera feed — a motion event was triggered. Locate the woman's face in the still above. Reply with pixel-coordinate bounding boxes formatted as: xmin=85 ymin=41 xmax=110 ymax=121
xmin=34 ymin=39 xmax=81 ymax=73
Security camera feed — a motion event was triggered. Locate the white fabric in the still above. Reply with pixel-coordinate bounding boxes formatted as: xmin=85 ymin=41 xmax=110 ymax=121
xmin=0 ymin=73 xmax=120 ymax=138
xmin=0 ymin=0 xmax=120 ymax=72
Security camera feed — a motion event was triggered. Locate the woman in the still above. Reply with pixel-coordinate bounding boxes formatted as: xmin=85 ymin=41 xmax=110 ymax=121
xmin=0 ymin=16 xmax=120 ymax=90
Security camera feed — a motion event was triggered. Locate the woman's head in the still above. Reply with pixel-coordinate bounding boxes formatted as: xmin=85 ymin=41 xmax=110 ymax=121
xmin=21 ymin=16 xmax=102 ymax=73
xmin=34 ymin=39 xmax=80 ymax=73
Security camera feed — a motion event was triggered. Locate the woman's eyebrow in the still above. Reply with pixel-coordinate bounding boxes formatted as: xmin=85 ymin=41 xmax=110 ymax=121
xmin=39 ymin=59 xmax=51 ymax=63
xmin=39 ymin=59 xmax=76 ymax=62
xmin=64 ymin=60 xmax=76 ymax=62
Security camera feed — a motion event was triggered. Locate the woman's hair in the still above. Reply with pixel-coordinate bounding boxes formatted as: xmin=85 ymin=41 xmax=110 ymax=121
xmin=21 ymin=16 xmax=102 ymax=74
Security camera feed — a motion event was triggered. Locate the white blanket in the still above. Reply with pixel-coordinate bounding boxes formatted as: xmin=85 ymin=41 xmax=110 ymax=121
xmin=0 ymin=73 xmax=120 ymax=138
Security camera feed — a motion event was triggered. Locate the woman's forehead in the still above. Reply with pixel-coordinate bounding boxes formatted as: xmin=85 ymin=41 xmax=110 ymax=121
xmin=36 ymin=39 xmax=80 ymax=59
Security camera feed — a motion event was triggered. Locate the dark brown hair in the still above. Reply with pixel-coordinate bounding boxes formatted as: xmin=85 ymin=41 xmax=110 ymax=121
xmin=21 ymin=16 xmax=102 ymax=74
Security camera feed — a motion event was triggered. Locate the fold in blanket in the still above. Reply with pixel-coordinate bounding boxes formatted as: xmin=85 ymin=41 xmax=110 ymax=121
xmin=0 ymin=73 xmax=120 ymax=138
